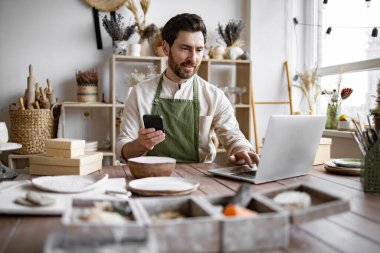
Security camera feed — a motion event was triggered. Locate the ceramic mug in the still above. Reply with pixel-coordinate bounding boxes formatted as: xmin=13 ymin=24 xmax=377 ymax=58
xmin=0 ymin=122 xmax=9 ymax=144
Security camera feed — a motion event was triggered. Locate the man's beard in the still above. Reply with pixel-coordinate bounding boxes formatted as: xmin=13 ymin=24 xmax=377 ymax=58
xmin=168 ymin=52 xmax=200 ymax=80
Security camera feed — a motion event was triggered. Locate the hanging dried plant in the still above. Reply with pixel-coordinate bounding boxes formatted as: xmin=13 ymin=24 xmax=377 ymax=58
xmin=102 ymin=13 xmax=137 ymax=41
xmin=217 ymin=19 xmax=245 ymax=47
xmin=76 ymin=69 xmax=98 ymax=86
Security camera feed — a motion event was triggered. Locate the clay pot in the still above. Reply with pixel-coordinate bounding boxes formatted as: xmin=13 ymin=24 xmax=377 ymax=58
xmin=212 ymin=45 xmax=226 ymax=60
xmin=128 ymin=156 xmax=176 ymax=178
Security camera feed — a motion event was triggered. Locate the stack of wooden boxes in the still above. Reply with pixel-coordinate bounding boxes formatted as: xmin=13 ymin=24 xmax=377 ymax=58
xmin=29 ymin=138 xmax=103 ymax=175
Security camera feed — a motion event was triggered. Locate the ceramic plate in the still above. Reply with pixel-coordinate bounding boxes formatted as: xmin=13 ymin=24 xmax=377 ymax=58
xmin=324 ymin=161 xmax=361 ymax=176
xmin=0 ymin=142 xmax=22 ymax=151
xmin=31 ymin=174 xmax=108 ymax=193
xmin=128 ymin=177 xmax=199 ymax=196
xmin=331 ymin=158 xmax=362 ymax=168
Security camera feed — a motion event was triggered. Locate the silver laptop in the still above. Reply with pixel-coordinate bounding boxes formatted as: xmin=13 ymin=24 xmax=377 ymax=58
xmin=209 ymin=115 xmax=326 ymax=184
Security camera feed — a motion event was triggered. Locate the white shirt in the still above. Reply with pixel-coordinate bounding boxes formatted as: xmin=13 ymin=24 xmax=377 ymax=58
xmin=116 ymin=73 xmax=254 ymax=162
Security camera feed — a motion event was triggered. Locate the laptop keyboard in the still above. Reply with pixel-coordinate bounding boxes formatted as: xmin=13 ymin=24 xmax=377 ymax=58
xmin=231 ymin=170 xmax=257 ymax=179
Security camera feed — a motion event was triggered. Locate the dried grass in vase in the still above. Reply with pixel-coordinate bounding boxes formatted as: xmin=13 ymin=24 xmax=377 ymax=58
xmin=217 ymin=19 xmax=245 ymax=47
xmin=126 ymin=0 xmax=158 ymax=42
xmin=76 ymin=69 xmax=98 ymax=86
xmin=293 ymin=66 xmax=321 ymax=114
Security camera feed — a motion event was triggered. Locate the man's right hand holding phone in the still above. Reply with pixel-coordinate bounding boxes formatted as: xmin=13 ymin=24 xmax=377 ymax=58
xmin=137 ymin=128 xmax=165 ymax=151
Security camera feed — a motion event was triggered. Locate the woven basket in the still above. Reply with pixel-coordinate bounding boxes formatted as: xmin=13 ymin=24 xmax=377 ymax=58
xmin=362 ymin=139 xmax=380 ymax=193
xmin=9 ymin=109 xmax=58 ymax=154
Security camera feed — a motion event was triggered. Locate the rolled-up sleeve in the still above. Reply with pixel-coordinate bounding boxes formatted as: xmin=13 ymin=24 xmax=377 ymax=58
xmin=116 ymin=87 xmax=141 ymax=158
xmin=213 ymin=93 xmax=254 ymax=156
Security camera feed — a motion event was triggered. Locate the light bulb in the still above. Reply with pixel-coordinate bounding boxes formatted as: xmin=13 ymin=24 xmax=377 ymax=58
xmin=324 ymin=27 xmax=332 ymax=39
xmin=323 ymin=0 xmax=328 ymax=9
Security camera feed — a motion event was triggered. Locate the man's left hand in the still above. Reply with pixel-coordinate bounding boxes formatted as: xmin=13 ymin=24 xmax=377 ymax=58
xmin=229 ymin=150 xmax=260 ymax=168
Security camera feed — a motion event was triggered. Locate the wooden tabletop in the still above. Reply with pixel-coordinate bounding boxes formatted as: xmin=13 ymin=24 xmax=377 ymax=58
xmin=1 ymin=163 xmax=380 ymax=253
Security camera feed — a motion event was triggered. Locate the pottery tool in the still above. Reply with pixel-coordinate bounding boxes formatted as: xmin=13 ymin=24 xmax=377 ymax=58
xmin=18 ymin=97 xmax=25 ymax=110
xmin=35 ymin=82 xmax=41 ymax=100
xmin=26 ymin=64 xmax=35 ymax=109
xmin=46 ymin=78 xmax=57 ymax=105
xmin=39 ymin=86 xmax=50 ymax=109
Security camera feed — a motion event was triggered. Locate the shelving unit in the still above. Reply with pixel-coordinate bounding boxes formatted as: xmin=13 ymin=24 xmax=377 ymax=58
xmin=60 ymin=102 xmax=114 ymax=162
xmin=62 ymin=55 xmax=252 ymax=165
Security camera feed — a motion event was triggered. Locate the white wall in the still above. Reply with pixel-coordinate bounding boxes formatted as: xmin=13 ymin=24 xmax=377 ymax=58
xmin=0 ymin=0 xmax=304 ymax=151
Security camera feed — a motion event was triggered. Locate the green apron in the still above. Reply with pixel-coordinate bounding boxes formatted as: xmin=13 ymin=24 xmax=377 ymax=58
xmin=147 ymin=75 xmax=200 ymax=163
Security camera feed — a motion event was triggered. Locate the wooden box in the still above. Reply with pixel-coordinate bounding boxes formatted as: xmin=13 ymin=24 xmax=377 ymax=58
xmin=46 ymin=147 xmax=85 ymax=158
xmin=200 ymin=195 xmax=289 ymax=252
xmin=314 ymin=137 xmax=332 ymax=165
xmin=29 ymin=152 xmax=103 ymax=175
xmin=62 ymin=198 xmax=144 ymax=228
xmin=60 ymin=198 xmax=152 ymax=251
xmin=45 ymin=138 xmax=86 ymax=149
xmin=134 ymin=196 xmax=220 ymax=253
xmin=259 ymin=183 xmax=350 ymax=224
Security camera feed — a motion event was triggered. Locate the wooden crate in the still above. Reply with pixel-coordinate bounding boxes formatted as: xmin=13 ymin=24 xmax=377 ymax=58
xmin=199 ymin=195 xmax=289 ymax=252
xmin=259 ymin=183 xmax=350 ymax=224
xmin=134 ymin=196 xmax=220 ymax=253
xmin=62 ymin=198 xmax=145 ymax=228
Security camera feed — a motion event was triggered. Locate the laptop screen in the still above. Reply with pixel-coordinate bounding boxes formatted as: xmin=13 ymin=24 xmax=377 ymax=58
xmin=254 ymin=115 xmax=326 ymax=184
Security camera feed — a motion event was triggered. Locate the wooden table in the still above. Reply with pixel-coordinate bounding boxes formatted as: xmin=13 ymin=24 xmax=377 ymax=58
xmin=1 ymin=163 xmax=380 ymax=253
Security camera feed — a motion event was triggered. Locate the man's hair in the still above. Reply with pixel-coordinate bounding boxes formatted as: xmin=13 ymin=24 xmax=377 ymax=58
xmin=161 ymin=13 xmax=207 ymax=47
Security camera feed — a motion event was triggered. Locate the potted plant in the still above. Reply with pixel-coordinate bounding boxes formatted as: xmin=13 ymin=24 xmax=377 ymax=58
xmin=216 ymin=19 xmax=245 ymax=60
xmin=321 ymin=74 xmax=353 ymax=129
xmin=76 ymin=69 xmax=98 ymax=103
xmin=102 ymin=13 xmax=137 ymax=55
xmin=370 ymin=79 xmax=380 ymax=133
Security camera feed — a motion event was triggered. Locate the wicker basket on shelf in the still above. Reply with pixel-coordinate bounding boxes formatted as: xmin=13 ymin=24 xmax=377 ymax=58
xmin=9 ymin=108 xmax=58 ymax=154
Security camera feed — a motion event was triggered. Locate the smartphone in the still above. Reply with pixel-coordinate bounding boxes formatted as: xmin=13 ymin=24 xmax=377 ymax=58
xmin=143 ymin=115 xmax=164 ymax=133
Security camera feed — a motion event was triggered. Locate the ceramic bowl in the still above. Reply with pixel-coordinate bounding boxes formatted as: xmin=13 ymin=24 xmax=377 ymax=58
xmin=128 ymin=156 xmax=176 ymax=179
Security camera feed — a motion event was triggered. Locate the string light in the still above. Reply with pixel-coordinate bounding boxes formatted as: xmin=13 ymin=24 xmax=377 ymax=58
xmin=293 ymin=17 xmax=380 ymax=39
xmin=372 ymin=27 xmax=378 ymax=37
xmin=365 ymin=0 xmax=371 ymax=8
xmin=323 ymin=0 xmax=328 ymax=9
xmin=324 ymin=27 xmax=332 ymax=38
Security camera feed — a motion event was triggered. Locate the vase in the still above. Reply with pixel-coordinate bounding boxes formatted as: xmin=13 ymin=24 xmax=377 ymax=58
xmin=0 ymin=122 xmax=9 ymax=144
xmin=325 ymin=103 xmax=341 ymax=129
xmin=113 ymin=40 xmax=128 ymax=55
xmin=140 ymin=39 xmax=154 ymax=56
xmin=128 ymin=43 xmax=141 ymax=57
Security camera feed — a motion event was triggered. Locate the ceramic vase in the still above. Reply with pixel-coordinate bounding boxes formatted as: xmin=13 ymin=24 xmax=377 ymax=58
xmin=0 ymin=122 xmax=9 ymax=144
xmin=140 ymin=39 xmax=154 ymax=56
xmin=113 ymin=40 xmax=128 ymax=55
xmin=325 ymin=103 xmax=341 ymax=129
xmin=128 ymin=43 xmax=141 ymax=57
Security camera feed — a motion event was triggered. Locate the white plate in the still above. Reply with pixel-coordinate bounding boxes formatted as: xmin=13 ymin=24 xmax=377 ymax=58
xmin=0 ymin=142 xmax=22 ymax=151
xmin=31 ymin=174 xmax=108 ymax=193
xmin=128 ymin=177 xmax=199 ymax=195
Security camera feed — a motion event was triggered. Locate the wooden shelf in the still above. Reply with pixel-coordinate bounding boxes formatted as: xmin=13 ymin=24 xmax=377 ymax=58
xmin=61 ymin=56 xmax=252 ymax=165
xmin=62 ymin=102 xmax=112 ymax=108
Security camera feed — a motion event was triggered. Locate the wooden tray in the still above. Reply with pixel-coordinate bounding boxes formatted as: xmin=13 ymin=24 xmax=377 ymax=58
xmin=259 ymin=183 xmax=350 ymax=224
xmin=200 ymin=195 xmax=289 ymax=252
xmin=134 ymin=196 xmax=220 ymax=253
xmin=324 ymin=161 xmax=361 ymax=176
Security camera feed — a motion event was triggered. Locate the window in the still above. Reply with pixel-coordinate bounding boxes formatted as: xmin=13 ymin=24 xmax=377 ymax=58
xmin=317 ymin=0 xmax=380 ymax=118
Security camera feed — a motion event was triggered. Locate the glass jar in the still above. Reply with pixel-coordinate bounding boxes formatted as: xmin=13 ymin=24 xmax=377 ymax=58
xmin=325 ymin=102 xmax=341 ymax=129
